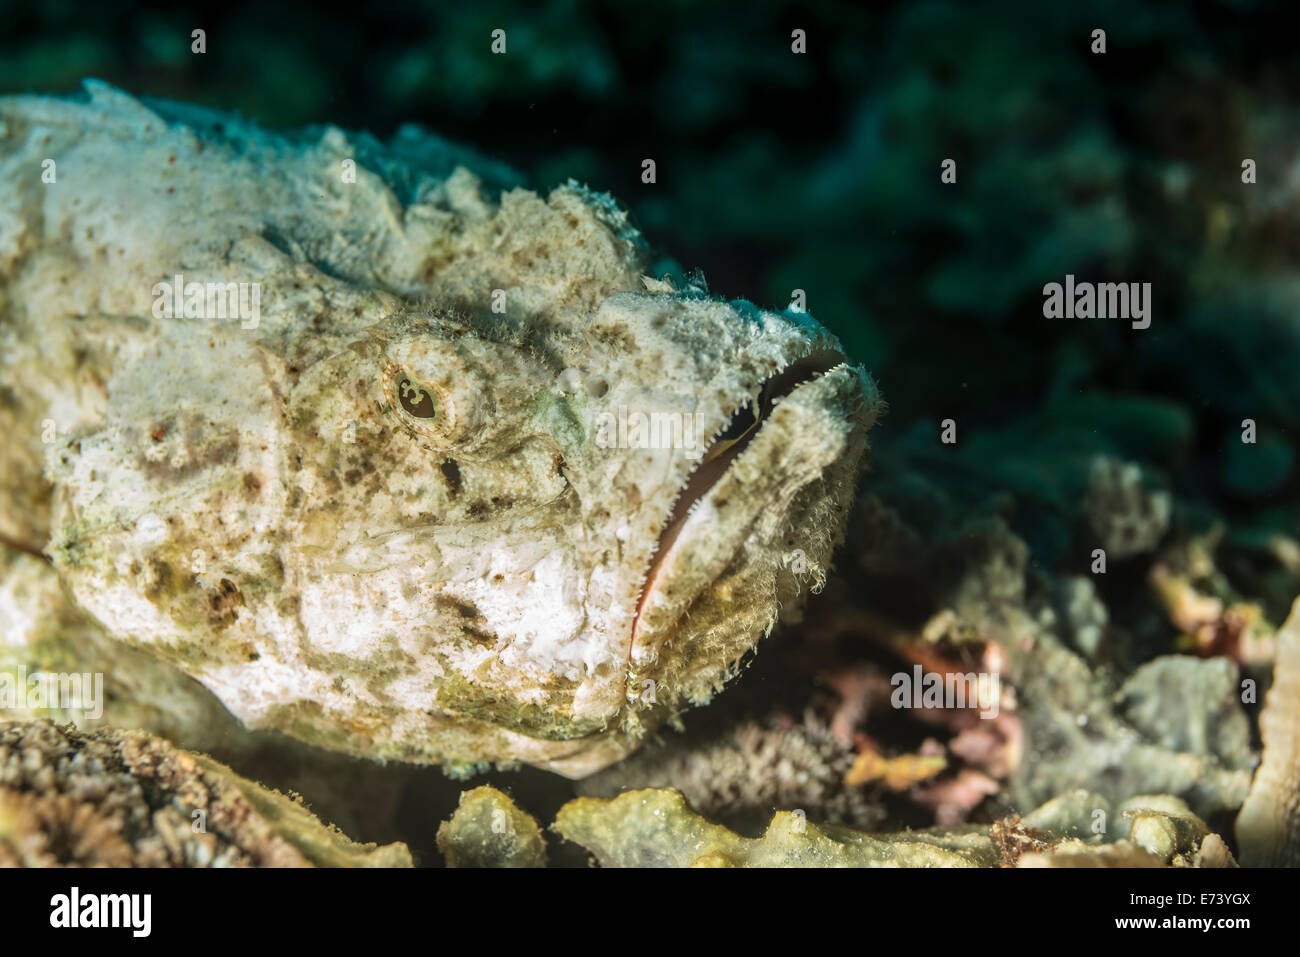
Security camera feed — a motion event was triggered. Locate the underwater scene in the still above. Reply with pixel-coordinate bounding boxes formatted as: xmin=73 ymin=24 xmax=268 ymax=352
xmin=0 ymin=0 xmax=1295 ymax=919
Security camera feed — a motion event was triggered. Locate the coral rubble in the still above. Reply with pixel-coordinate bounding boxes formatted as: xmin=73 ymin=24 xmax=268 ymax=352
xmin=0 ymin=719 xmax=410 ymax=867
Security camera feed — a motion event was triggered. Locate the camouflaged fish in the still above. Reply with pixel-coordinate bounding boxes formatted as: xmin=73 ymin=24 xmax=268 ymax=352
xmin=0 ymin=82 xmax=880 ymax=777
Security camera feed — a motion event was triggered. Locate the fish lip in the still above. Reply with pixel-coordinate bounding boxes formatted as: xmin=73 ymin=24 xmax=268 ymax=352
xmin=627 ymin=348 xmax=853 ymax=643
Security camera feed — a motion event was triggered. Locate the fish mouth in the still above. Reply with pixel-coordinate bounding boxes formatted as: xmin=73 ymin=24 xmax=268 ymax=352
xmin=630 ymin=348 xmax=854 ymax=643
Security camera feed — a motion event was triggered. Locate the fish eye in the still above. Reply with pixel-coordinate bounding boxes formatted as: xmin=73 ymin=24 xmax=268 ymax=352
xmin=382 ymin=362 xmax=456 ymax=443
xmin=378 ymin=337 xmax=496 ymax=449
xmin=396 ymin=375 xmax=438 ymax=419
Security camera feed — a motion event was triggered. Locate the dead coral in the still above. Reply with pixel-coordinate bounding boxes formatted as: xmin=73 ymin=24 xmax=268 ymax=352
xmin=1004 ymin=622 xmax=1252 ymax=820
xmin=0 ymin=719 xmax=410 ymax=867
xmin=553 ymin=787 xmax=1234 ymax=869
xmin=436 ymin=786 xmax=547 ymax=868
xmin=823 ymin=665 xmax=893 ymax=745
xmin=579 ymin=709 xmax=886 ymax=832
xmin=1150 ymin=533 xmax=1275 ymax=664
xmin=0 ymin=789 xmax=132 ymax=867
xmin=912 ymin=769 xmax=1004 ymax=827
xmin=845 ymin=744 xmax=946 ymax=791
xmin=841 ymin=493 xmax=1255 ymax=821
xmin=1018 ymin=840 xmax=1166 ymax=868
xmin=555 ymin=788 xmax=993 ymax=868
xmin=1117 ymin=655 xmax=1254 ymax=771
xmin=1085 ymin=456 xmax=1171 ymax=559
xmin=811 ymin=612 xmax=1023 ymax=825
xmin=989 ymin=815 xmax=1053 ymax=867
xmin=1053 ymin=575 xmax=1111 ymax=661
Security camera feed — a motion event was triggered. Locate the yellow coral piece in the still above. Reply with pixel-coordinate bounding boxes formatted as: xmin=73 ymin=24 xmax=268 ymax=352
xmin=844 ymin=750 xmax=947 ymax=790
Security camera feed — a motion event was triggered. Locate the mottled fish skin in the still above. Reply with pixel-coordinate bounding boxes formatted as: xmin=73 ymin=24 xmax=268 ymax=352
xmin=0 ymin=81 xmax=881 ymax=777
xmin=1236 ymin=597 xmax=1300 ymax=866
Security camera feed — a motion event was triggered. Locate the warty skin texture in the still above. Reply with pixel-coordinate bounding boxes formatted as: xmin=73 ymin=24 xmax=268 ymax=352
xmin=0 ymin=82 xmax=880 ymax=777
xmin=1236 ymin=596 xmax=1300 ymax=866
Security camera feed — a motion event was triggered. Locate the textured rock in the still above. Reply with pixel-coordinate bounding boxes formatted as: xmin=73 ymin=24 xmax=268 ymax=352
xmin=552 ymin=786 xmax=1233 ymax=869
xmin=1017 ymin=841 xmax=1166 ymax=868
xmin=554 ymin=788 xmax=994 ymax=867
xmin=1019 ymin=796 xmax=1230 ymax=868
xmin=0 ymin=719 xmax=410 ymax=867
xmin=577 ymin=710 xmax=885 ymax=832
xmin=843 ymin=507 xmax=1254 ymax=819
xmin=436 ymin=785 xmax=547 ymax=867
xmin=1006 ymin=623 xmax=1252 ymax=820
xmin=1117 ymin=656 xmax=1254 ymax=771
xmin=1085 ymin=456 xmax=1171 ymax=559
